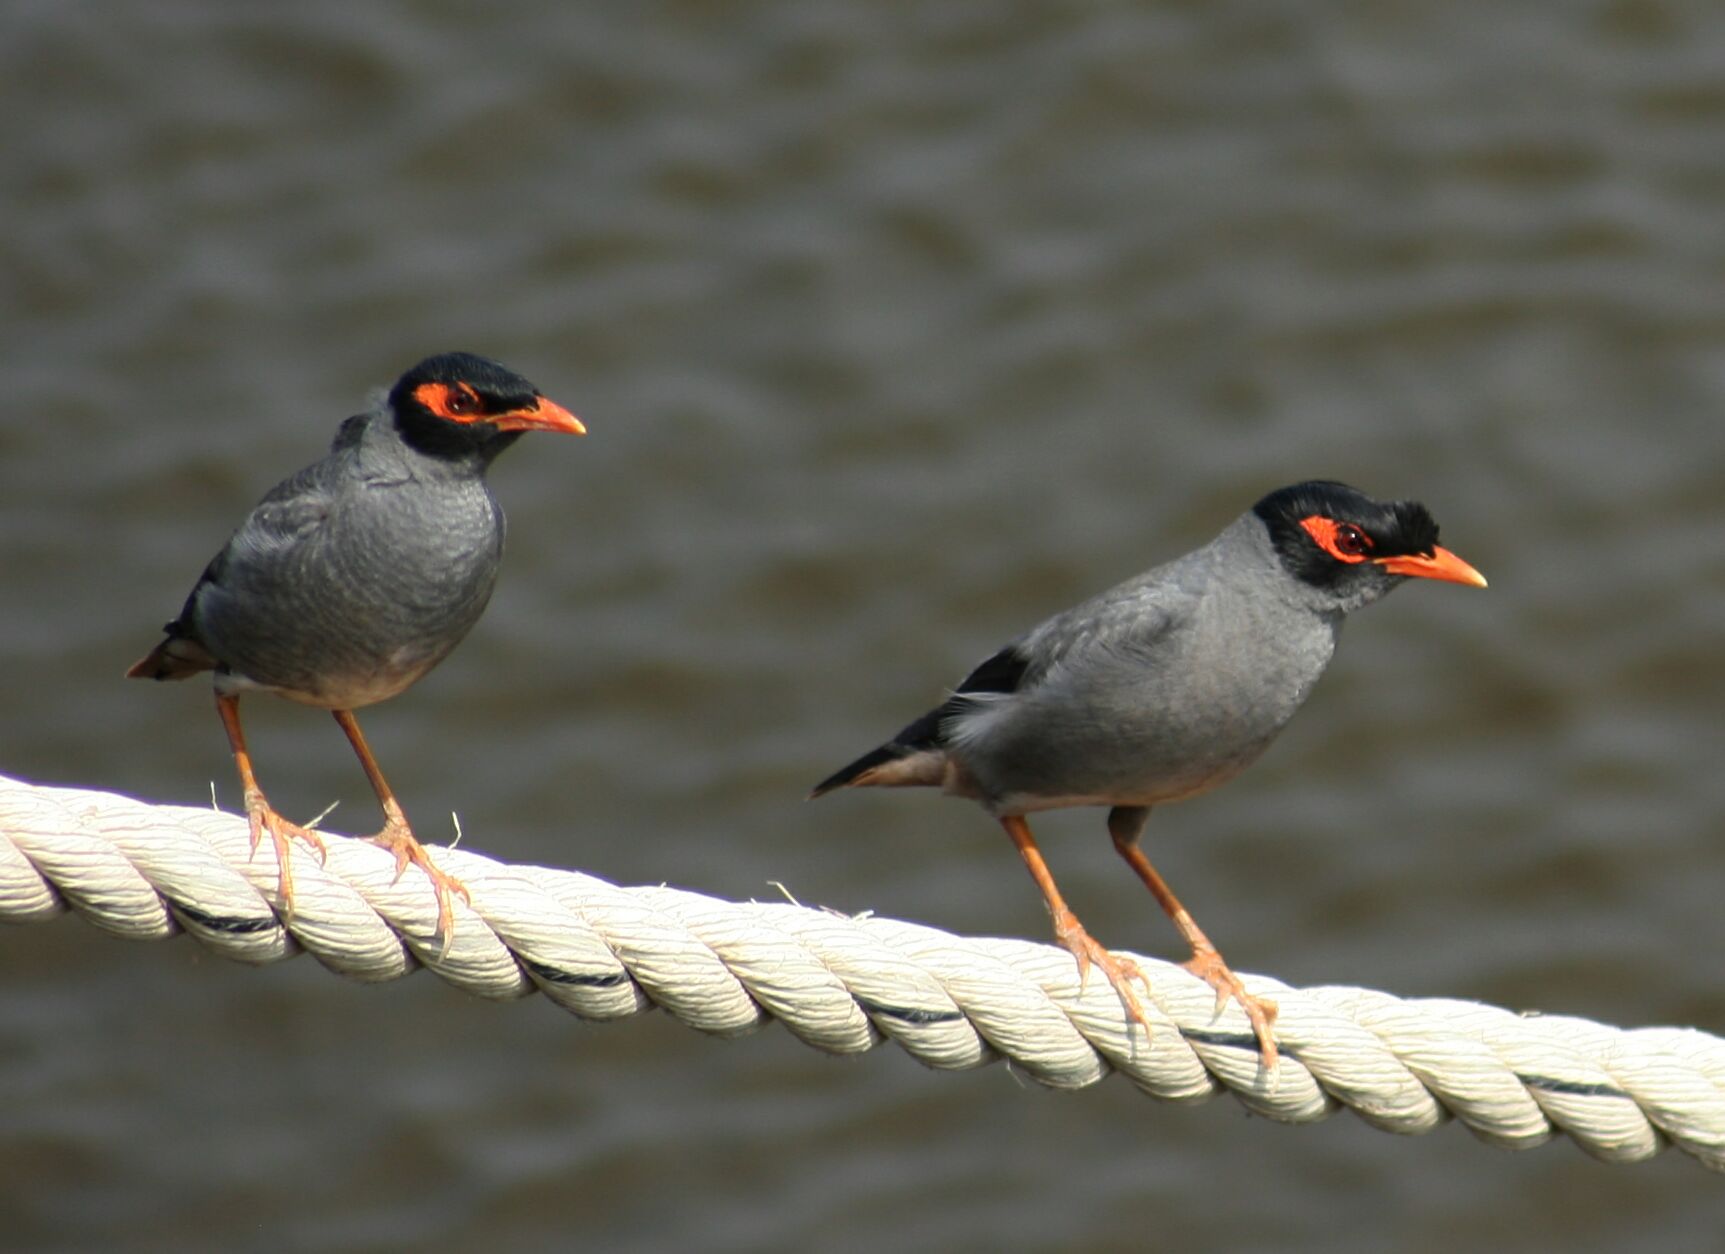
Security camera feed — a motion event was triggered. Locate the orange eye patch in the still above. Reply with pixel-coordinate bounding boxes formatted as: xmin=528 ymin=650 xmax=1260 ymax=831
xmin=1299 ymin=516 xmax=1373 ymax=563
xmin=412 ymin=382 xmax=485 ymax=421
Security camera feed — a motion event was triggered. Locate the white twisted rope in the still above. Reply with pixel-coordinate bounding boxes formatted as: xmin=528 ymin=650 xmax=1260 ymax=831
xmin=3 ymin=772 xmax=1723 ymax=1172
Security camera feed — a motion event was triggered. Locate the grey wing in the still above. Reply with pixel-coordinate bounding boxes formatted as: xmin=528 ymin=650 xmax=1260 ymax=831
xmin=941 ymin=581 xmax=1189 ymax=750
xmin=138 ymin=424 xmax=370 ymax=679
xmin=1013 ymin=576 xmax=1192 ymax=692
xmin=177 ymin=460 xmax=340 ymax=634
xmin=209 ymin=418 xmax=364 ymax=578
xmin=218 ymin=462 xmax=336 ymax=566
xmin=939 ymin=583 xmax=1197 ymax=804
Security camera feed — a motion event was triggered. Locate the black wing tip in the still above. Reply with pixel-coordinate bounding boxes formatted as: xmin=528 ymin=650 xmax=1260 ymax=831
xmin=811 ymin=675 xmax=993 ymax=800
xmin=810 ymin=644 xmax=1030 ymax=801
xmin=808 ymin=745 xmax=899 ymax=799
xmin=955 ymin=644 xmax=1030 ymax=698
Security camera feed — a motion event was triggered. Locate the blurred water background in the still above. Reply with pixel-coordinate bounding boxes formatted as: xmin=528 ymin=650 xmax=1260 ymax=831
xmin=3 ymin=3 xmax=1725 ymax=1249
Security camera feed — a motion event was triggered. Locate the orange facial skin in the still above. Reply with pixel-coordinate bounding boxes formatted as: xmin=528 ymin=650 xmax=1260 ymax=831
xmin=1300 ymin=515 xmax=1487 ymax=587
xmin=412 ymin=381 xmax=585 ymax=435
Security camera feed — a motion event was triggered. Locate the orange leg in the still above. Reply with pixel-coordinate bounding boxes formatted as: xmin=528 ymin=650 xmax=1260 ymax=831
xmin=1108 ymin=805 xmax=1278 ymax=1065
xmin=216 ymin=692 xmax=328 ymax=914
xmin=331 ymin=709 xmax=471 ymax=948
xmin=1000 ymin=814 xmax=1155 ymax=1037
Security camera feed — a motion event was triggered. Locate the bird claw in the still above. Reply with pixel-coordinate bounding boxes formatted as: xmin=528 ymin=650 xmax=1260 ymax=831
xmin=1182 ymin=945 xmax=1279 ymax=1067
xmin=365 ymin=821 xmax=472 ymax=956
xmin=1051 ymin=909 xmax=1156 ymax=1038
xmin=241 ymin=795 xmax=328 ymax=918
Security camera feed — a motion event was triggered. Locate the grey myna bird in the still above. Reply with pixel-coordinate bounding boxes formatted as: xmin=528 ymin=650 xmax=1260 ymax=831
xmin=812 ymin=481 xmax=1486 ymax=1064
xmin=129 ymin=352 xmax=584 ymax=943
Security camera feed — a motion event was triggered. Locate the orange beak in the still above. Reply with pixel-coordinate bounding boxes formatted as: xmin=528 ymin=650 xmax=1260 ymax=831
xmin=1375 ymin=545 xmax=1487 ymax=588
xmin=490 ymin=396 xmax=586 ymax=435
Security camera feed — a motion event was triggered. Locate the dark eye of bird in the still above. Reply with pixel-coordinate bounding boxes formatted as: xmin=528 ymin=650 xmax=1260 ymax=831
xmin=445 ymin=387 xmax=479 ymax=416
xmin=1333 ymin=522 xmax=1368 ymax=556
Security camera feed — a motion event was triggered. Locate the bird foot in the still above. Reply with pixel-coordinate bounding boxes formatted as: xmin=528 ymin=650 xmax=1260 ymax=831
xmin=365 ymin=820 xmax=472 ymax=955
xmin=242 ymin=793 xmax=329 ymax=917
xmin=1182 ymin=944 xmax=1279 ymax=1067
xmin=1051 ymin=909 xmax=1156 ymax=1038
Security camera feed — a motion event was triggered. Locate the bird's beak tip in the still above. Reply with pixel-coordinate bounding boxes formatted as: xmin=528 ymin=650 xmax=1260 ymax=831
xmin=495 ymin=397 xmax=584 ymax=435
xmin=536 ymin=398 xmax=585 ymax=436
xmin=1377 ymin=546 xmax=1488 ymax=588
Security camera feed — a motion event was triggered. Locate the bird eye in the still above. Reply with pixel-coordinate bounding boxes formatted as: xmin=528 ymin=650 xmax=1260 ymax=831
xmin=445 ymin=387 xmax=479 ymax=416
xmin=1333 ymin=523 xmax=1368 ymax=556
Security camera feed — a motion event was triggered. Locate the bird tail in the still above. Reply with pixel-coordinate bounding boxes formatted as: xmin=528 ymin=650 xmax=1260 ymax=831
xmin=811 ymin=645 xmax=1028 ymax=800
xmin=125 ymin=623 xmax=217 ymax=682
xmin=808 ymin=708 xmax=949 ymax=799
xmin=809 ymin=745 xmax=900 ymax=798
